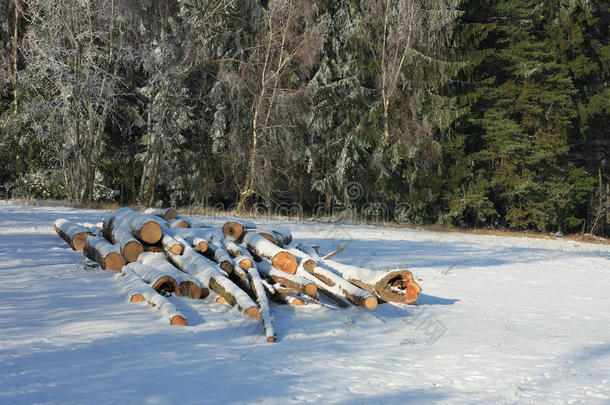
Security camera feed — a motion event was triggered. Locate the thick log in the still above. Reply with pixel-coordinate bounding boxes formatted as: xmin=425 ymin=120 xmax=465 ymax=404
xmin=101 ymin=216 xmax=144 ymax=262
xmin=107 ymin=208 xmax=165 ymax=244
xmin=54 ymin=218 xmax=91 ymax=251
xmin=117 ymin=265 xmax=187 ymax=325
xmin=137 ymin=252 xmax=206 ymax=298
xmin=144 ymin=207 xmax=178 ymax=221
xmin=243 ymin=232 xmax=297 ymax=274
xmin=290 ymin=248 xmax=378 ymax=310
xmin=166 ymin=245 xmax=260 ymax=319
xmin=257 ymin=227 xmax=292 ymax=247
xmin=222 ymin=220 xmax=256 ymax=241
xmin=84 ymin=235 xmax=126 ymax=271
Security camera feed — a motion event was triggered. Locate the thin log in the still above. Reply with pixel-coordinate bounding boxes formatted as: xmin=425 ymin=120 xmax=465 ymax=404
xmin=322 ymin=246 xmax=345 ymax=260
xmin=101 ymin=215 xmax=144 ymax=262
xmin=84 ymin=235 xmax=125 ymax=271
xmin=118 ymin=266 xmax=187 ymax=325
xmin=256 ymin=260 xmax=317 ymax=296
xmin=247 ymin=265 xmax=275 ymax=342
xmin=166 ymin=245 xmax=260 ymax=319
xmin=137 ymin=252 xmax=205 ymax=298
xmin=243 ymin=232 xmax=297 ymax=274
xmin=54 ymin=218 xmax=91 ymax=251
xmin=257 ymin=227 xmax=292 ymax=247
xmin=290 ymin=248 xmax=378 ymax=310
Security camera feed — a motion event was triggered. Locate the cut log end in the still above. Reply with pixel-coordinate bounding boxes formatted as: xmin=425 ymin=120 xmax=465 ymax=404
xmin=179 ymin=282 xmax=202 ymax=299
xmin=238 ymin=258 xmax=254 ymax=270
xmin=266 ymin=336 xmax=275 ymax=343
xmin=123 ymin=240 xmax=144 ymax=263
xmin=216 ymin=296 xmax=230 ymax=305
xmin=194 ymin=241 xmax=208 ymax=253
xmin=302 ymin=258 xmax=317 ymax=273
xmin=170 ymin=244 xmax=183 ymax=255
xmin=222 ymin=221 xmax=244 ymax=240
xmin=304 ymin=283 xmax=317 ymax=296
xmin=172 ymin=219 xmax=188 ymax=228
xmin=130 ymin=294 xmax=145 ymax=303
xmin=244 ymin=306 xmax=261 ymax=319
xmin=151 ymin=276 xmax=180 ymax=296
xmin=220 ymin=261 xmax=234 ymax=274
xmin=170 ymin=315 xmax=188 ymax=326
xmin=140 ymin=221 xmax=163 ymax=244
xmin=364 ymin=295 xmax=379 ymax=310
xmin=104 ymin=252 xmax=126 ymax=271
xmin=200 ymin=287 xmax=210 ymax=299
xmin=290 ymin=297 xmax=307 ymax=306
xmin=71 ymin=232 xmax=90 ymax=252
xmin=405 ymin=281 xmax=422 ymax=304
xmin=271 ymin=251 xmax=297 ymax=275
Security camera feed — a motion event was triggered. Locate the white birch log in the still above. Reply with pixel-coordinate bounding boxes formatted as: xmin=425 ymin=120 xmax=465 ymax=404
xmin=54 ymin=218 xmax=91 ymax=251
xmin=117 ymin=265 xmax=187 ymax=325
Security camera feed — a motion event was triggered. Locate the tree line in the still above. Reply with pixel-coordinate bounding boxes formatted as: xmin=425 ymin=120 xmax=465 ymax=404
xmin=0 ymin=0 xmax=608 ymax=235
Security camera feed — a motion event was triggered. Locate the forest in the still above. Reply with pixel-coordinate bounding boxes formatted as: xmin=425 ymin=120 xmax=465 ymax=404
xmin=0 ymin=0 xmax=608 ymax=235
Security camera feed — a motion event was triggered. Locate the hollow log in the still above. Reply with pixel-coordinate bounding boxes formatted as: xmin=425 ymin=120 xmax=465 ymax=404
xmin=323 ymin=258 xmax=421 ymax=304
xmin=117 ymin=266 xmax=187 ymax=326
xmin=107 ymin=207 xmax=164 ymax=244
xmin=101 ymin=216 xmax=144 ymax=262
xmin=54 ymin=218 xmax=91 ymax=251
xmin=166 ymin=245 xmax=260 ymax=319
xmin=137 ymin=252 xmax=205 ymax=298
xmin=289 ymin=248 xmax=377 ymax=310
xmin=222 ymin=220 xmax=256 ymax=241
xmin=84 ymin=235 xmax=126 ymax=271
xmin=243 ymin=232 xmax=297 ymax=274
xmin=144 ymin=207 xmax=177 ymax=221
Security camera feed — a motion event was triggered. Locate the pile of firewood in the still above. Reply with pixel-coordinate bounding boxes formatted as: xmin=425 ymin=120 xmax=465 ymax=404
xmin=54 ymin=207 xmax=422 ymax=342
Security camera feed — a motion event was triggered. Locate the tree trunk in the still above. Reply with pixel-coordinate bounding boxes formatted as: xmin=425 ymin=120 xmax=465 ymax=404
xmin=54 ymin=218 xmax=91 ymax=251
xmin=12 ymin=0 xmax=19 ymax=115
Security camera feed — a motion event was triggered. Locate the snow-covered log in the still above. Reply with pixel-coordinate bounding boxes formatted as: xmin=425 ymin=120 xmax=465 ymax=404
xmin=168 ymin=218 xmax=189 ymax=228
xmin=106 ymin=208 xmax=165 ymax=244
xmin=54 ymin=218 xmax=91 ymax=251
xmin=137 ymin=252 xmax=206 ymax=299
xmin=117 ymin=265 xmax=187 ymax=325
xmin=257 ymin=227 xmax=292 ymax=247
xmin=222 ymin=220 xmax=256 ymax=241
xmin=243 ymin=232 xmax=297 ymax=274
xmin=144 ymin=207 xmax=177 ymax=221
xmin=210 ymin=242 xmax=235 ymax=274
xmin=101 ymin=216 xmax=144 ymax=262
xmin=83 ymin=235 xmax=126 ymax=271
xmin=290 ymin=248 xmax=378 ymax=310
xmin=298 ymin=244 xmax=421 ymax=304
xmin=165 ymin=228 xmax=209 ymax=253
xmin=246 ymin=265 xmax=275 ymax=342
xmin=125 ymin=262 xmax=180 ymax=296
xmin=167 ymin=246 xmax=260 ymax=319
xmin=223 ymin=239 xmax=254 ymax=270
xmin=162 ymin=234 xmax=183 ymax=255
xmin=256 ymin=261 xmax=317 ymax=296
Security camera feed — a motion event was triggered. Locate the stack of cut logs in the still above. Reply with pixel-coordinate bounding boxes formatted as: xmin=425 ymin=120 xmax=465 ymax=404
xmin=54 ymin=207 xmax=421 ymax=342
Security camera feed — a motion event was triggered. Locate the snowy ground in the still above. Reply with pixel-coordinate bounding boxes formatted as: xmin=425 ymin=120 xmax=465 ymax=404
xmin=1 ymin=201 xmax=609 ymax=405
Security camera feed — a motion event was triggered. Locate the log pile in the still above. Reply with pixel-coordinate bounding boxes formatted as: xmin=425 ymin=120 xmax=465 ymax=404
xmin=54 ymin=207 xmax=421 ymax=341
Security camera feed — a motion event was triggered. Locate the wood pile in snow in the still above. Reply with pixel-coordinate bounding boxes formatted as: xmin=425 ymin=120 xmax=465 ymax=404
xmin=54 ymin=207 xmax=421 ymax=342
